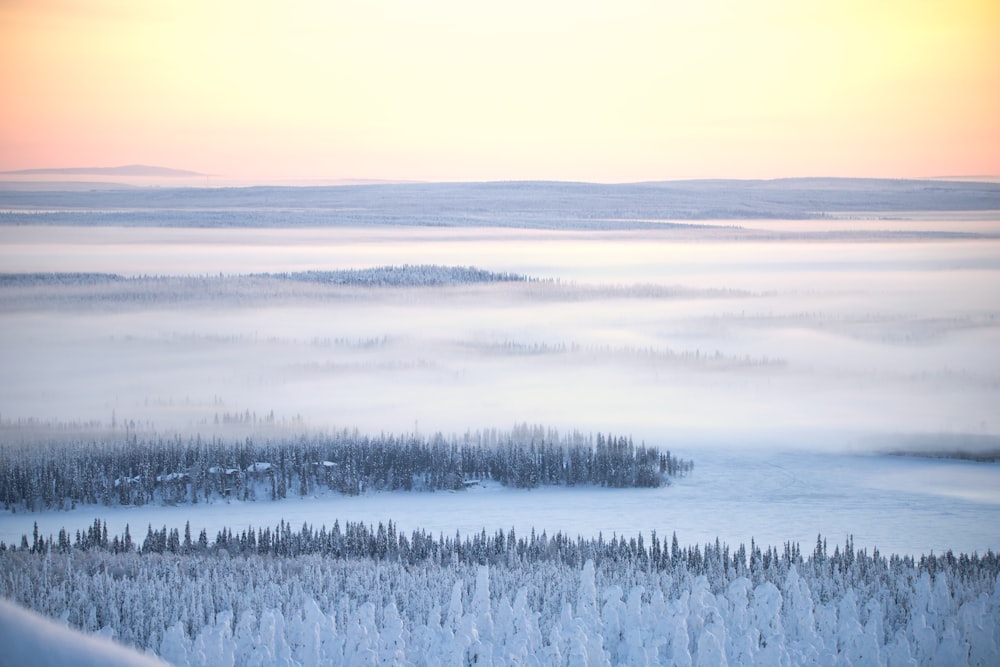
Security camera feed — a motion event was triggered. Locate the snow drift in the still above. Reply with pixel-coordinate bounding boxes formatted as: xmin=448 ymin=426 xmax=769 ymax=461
xmin=0 ymin=598 xmax=168 ymax=667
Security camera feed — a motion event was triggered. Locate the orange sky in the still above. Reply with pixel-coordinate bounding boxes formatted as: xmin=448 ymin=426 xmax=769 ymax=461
xmin=1 ymin=0 xmax=998 ymax=183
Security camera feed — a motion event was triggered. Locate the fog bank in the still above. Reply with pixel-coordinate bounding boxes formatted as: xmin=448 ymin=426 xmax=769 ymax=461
xmin=1 ymin=224 xmax=997 ymax=451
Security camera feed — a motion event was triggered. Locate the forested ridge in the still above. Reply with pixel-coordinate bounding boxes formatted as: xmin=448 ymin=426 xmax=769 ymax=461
xmin=0 ymin=265 xmax=531 ymax=289
xmin=0 ymin=266 xmax=537 ymax=311
xmin=252 ymin=266 xmax=532 ymax=286
xmin=0 ymin=427 xmax=692 ymax=510
xmin=0 ymin=269 xmax=751 ymax=311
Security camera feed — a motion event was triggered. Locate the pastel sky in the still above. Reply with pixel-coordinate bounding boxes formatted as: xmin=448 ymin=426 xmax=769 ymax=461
xmin=2 ymin=0 xmax=998 ymax=182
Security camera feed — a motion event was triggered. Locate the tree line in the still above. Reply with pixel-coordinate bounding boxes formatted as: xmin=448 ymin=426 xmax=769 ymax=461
xmin=255 ymin=265 xmax=533 ymax=286
xmin=3 ymin=520 xmax=997 ymax=665
xmin=15 ymin=516 xmax=998 ymax=600
xmin=0 ymin=428 xmax=693 ymax=510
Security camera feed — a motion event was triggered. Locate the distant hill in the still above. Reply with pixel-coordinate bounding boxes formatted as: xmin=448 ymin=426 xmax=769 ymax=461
xmin=0 ymin=164 xmax=205 ymax=177
xmin=0 ymin=178 xmax=997 ymax=229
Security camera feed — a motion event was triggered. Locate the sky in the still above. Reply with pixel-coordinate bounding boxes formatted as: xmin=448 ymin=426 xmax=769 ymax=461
xmin=1 ymin=0 xmax=998 ymax=183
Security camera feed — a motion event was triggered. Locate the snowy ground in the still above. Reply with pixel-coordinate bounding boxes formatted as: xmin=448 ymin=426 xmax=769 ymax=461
xmin=0 ymin=599 xmax=168 ymax=667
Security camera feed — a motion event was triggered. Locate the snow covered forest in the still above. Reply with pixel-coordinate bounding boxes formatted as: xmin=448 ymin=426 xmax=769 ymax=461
xmin=0 ymin=427 xmax=692 ymax=509
xmin=2 ymin=523 xmax=998 ymax=666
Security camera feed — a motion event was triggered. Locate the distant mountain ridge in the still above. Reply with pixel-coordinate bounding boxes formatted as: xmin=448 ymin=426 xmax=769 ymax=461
xmin=0 ymin=164 xmax=205 ymax=177
xmin=0 ymin=177 xmax=998 ymax=229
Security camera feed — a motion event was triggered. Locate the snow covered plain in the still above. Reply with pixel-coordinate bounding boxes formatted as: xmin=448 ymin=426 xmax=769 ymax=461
xmin=1 ymin=180 xmax=1000 ymax=664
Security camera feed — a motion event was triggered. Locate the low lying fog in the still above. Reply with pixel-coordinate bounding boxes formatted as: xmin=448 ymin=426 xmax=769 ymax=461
xmin=1 ymin=223 xmax=998 ymax=451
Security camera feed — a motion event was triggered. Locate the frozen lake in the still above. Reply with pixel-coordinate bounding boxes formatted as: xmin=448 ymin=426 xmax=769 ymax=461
xmin=2 ymin=448 xmax=998 ymax=558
